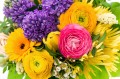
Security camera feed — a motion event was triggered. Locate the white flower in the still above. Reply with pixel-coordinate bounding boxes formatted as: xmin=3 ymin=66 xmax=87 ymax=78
xmin=60 ymin=63 xmax=68 ymax=70
xmin=56 ymin=66 xmax=61 ymax=72
xmin=98 ymin=13 xmax=118 ymax=24
xmin=16 ymin=62 xmax=24 ymax=74
xmin=0 ymin=33 xmax=8 ymax=57
xmin=54 ymin=59 xmax=62 ymax=66
xmin=70 ymin=73 xmax=76 ymax=78
xmin=63 ymin=73 xmax=69 ymax=78
xmin=52 ymin=70 xmax=57 ymax=76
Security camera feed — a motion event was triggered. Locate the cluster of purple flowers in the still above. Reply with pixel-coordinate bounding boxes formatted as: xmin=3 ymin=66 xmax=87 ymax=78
xmin=4 ymin=0 xmax=35 ymax=27
xmin=4 ymin=0 xmax=73 ymax=41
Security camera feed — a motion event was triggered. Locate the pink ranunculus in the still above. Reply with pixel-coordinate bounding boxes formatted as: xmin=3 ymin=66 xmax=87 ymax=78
xmin=59 ymin=24 xmax=92 ymax=59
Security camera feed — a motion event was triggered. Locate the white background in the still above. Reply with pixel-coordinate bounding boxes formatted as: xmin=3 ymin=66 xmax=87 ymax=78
xmin=0 ymin=0 xmax=120 ymax=79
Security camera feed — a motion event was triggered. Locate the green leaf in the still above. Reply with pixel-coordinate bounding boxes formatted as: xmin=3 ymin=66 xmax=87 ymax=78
xmin=79 ymin=66 xmax=109 ymax=79
xmin=25 ymin=73 xmax=31 ymax=79
xmin=91 ymin=47 xmax=97 ymax=56
xmin=111 ymin=6 xmax=120 ymax=24
xmin=77 ymin=62 xmax=84 ymax=71
xmin=8 ymin=66 xmax=24 ymax=79
xmin=90 ymin=66 xmax=109 ymax=79
xmin=79 ymin=74 xmax=86 ymax=79
xmin=45 ymin=45 xmax=59 ymax=57
xmin=112 ymin=24 xmax=120 ymax=30
xmin=34 ymin=0 xmax=39 ymax=6
xmin=3 ymin=65 xmax=7 ymax=73
xmin=101 ymin=2 xmax=111 ymax=8
xmin=35 ymin=44 xmax=44 ymax=51
xmin=93 ymin=0 xmax=106 ymax=7
xmin=100 ymin=44 xmax=105 ymax=49
xmin=92 ymin=34 xmax=100 ymax=42
xmin=98 ymin=32 xmax=107 ymax=43
xmin=111 ymin=2 xmax=120 ymax=8
xmin=54 ymin=56 xmax=60 ymax=65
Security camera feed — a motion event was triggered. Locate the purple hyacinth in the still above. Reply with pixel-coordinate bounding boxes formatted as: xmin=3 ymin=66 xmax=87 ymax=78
xmin=4 ymin=0 xmax=35 ymax=27
xmin=42 ymin=0 xmax=73 ymax=17
xmin=22 ymin=10 xmax=58 ymax=42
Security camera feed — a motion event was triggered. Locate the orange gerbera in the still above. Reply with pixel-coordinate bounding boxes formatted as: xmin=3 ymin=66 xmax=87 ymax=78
xmin=5 ymin=28 xmax=36 ymax=62
xmin=58 ymin=0 xmax=97 ymax=33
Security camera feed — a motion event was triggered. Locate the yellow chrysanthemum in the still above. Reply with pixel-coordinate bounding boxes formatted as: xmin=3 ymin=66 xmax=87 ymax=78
xmin=43 ymin=31 xmax=60 ymax=51
xmin=58 ymin=0 xmax=97 ymax=33
xmin=93 ymin=23 xmax=112 ymax=36
xmin=23 ymin=50 xmax=53 ymax=79
xmin=104 ymin=28 xmax=120 ymax=50
xmin=79 ymin=26 xmax=120 ymax=79
xmin=94 ymin=6 xmax=110 ymax=16
xmin=5 ymin=28 xmax=37 ymax=62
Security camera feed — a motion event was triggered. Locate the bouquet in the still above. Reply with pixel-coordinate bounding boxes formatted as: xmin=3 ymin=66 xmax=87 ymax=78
xmin=0 ymin=0 xmax=120 ymax=79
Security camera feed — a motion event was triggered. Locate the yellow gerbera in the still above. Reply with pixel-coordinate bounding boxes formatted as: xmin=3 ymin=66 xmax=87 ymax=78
xmin=58 ymin=0 xmax=97 ymax=33
xmin=23 ymin=50 xmax=53 ymax=79
xmin=5 ymin=28 xmax=36 ymax=62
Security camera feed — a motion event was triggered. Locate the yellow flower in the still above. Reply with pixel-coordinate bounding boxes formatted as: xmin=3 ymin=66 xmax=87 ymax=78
xmin=5 ymin=28 xmax=36 ymax=62
xmin=93 ymin=23 xmax=112 ymax=36
xmin=58 ymin=0 xmax=97 ymax=33
xmin=104 ymin=28 xmax=120 ymax=50
xmin=43 ymin=31 xmax=60 ymax=51
xmin=23 ymin=50 xmax=53 ymax=79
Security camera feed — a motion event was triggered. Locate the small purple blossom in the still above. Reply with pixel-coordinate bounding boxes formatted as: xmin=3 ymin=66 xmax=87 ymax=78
xmin=22 ymin=10 xmax=58 ymax=42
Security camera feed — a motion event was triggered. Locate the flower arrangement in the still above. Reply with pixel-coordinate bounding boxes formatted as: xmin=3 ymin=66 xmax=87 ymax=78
xmin=1 ymin=0 xmax=120 ymax=79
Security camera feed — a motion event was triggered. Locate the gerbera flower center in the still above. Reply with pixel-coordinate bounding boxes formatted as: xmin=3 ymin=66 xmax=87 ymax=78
xmin=20 ymin=44 xmax=25 ymax=49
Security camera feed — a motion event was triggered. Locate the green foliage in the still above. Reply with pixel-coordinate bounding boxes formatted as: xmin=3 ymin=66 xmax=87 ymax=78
xmin=34 ymin=0 xmax=39 ymax=6
xmin=45 ymin=45 xmax=60 ymax=57
xmin=98 ymin=31 xmax=107 ymax=43
xmin=25 ymin=73 xmax=31 ymax=79
xmin=35 ymin=43 xmax=44 ymax=51
xmin=111 ymin=2 xmax=120 ymax=24
xmin=93 ymin=0 xmax=106 ymax=7
xmin=2 ymin=61 xmax=14 ymax=73
xmin=8 ymin=65 xmax=24 ymax=79
xmin=3 ymin=65 xmax=7 ymax=73
xmin=112 ymin=24 xmax=120 ymax=30
xmin=92 ymin=34 xmax=100 ymax=42
xmin=79 ymin=66 xmax=109 ymax=79
xmin=91 ymin=47 xmax=97 ymax=56
xmin=0 ymin=17 xmax=15 ymax=35
xmin=90 ymin=66 xmax=109 ymax=79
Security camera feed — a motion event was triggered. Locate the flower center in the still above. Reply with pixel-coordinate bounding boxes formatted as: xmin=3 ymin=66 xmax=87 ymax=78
xmin=78 ymin=16 xmax=84 ymax=22
xmin=34 ymin=61 xmax=40 ymax=67
xmin=67 ymin=36 xmax=81 ymax=51
xmin=20 ymin=44 xmax=25 ymax=49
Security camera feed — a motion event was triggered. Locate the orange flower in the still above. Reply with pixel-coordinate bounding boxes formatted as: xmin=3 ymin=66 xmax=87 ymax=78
xmin=5 ymin=28 xmax=36 ymax=61
xmin=58 ymin=0 xmax=97 ymax=33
